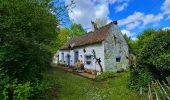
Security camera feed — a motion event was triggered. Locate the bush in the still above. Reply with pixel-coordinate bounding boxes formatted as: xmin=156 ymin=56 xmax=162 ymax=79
xmin=1 ymin=81 xmax=49 ymax=100
xmin=128 ymin=29 xmax=170 ymax=90
xmin=138 ymin=30 xmax=170 ymax=79
xmin=1 ymin=81 xmax=32 ymax=100
xmin=128 ymin=68 xmax=154 ymax=91
xmin=94 ymin=71 xmax=116 ymax=81
xmin=0 ymin=0 xmax=58 ymax=82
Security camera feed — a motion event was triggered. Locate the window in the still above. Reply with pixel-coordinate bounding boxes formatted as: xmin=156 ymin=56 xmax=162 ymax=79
xmin=116 ymin=56 xmax=121 ymax=62
xmin=85 ymin=55 xmax=92 ymax=65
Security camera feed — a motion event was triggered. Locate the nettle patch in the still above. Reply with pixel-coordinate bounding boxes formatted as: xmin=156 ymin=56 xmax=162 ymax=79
xmin=94 ymin=71 xmax=116 ymax=81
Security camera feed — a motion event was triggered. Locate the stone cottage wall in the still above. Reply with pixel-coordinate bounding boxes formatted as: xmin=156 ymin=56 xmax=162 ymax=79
xmin=104 ymin=24 xmax=129 ymax=71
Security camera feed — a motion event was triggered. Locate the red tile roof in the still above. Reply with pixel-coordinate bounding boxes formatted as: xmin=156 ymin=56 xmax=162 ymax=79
xmin=60 ymin=21 xmax=117 ymax=50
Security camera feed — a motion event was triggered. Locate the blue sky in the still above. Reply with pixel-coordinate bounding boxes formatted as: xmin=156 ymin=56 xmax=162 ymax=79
xmin=64 ymin=0 xmax=170 ymax=39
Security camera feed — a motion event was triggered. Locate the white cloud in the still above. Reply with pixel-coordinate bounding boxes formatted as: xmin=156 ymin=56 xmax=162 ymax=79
xmin=65 ymin=0 xmax=130 ymax=28
xmin=65 ymin=0 xmax=98 ymax=28
xmin=118 ymin=12 xmax=144 ymax=26
xmin=161 ymin=0 xmax=170 ymax=15
xmin=121 ymin=29 xmax=137 ymax=40
xmin=131 ymin=37 xmax=137 ymax=40
xmin=115 ymin=2 xmax=128 ymax=12
xmin=121 ymin=29 xmax=131 ymax=37
xmin=126 ymin=21 xmax=140 ymax=30
xmin=95 ymin=4 xmax=109 ymax=18
xmin=143 ymin=14 xmax=163 ymax=25
xmin=118 ymin=12 xmax=164 ymax=30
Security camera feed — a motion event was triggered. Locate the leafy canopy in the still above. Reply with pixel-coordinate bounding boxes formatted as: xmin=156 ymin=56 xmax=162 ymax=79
xmin=69 ymin=23 xmax=86 ymax=37
xmin=0 ymin=0 xmax=59 ymax=81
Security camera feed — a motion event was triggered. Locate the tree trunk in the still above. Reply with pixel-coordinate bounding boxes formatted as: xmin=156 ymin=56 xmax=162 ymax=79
xmin=92 ymin=50 xmax=103 ymax=73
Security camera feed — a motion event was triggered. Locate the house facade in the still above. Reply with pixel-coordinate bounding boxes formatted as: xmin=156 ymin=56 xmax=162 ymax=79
xmin=56 ymin=21 xmax=129 ymax=72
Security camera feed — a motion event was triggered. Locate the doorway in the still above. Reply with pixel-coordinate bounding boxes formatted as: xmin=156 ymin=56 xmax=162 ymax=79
xmin=67 ymin=54 xmax=70 ymax=66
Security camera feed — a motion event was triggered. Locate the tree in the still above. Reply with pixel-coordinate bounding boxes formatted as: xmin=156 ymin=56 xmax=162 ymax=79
xmin=92 ymin=50 xmax=103 ymax=73
xmin=57 ymin=28 xmax=70 ymax=49
xmin=128 ymin=29 xmax=170 ymax=89
xmin=137 ymin=30 xmax=170 ymax=79
xmin=69 ymin=23 xmax=86 ymax=37
xmin=0 ymin=0 xmax=59 ymax=81
xmin=0 ymin=0 xmax=73 ymax=99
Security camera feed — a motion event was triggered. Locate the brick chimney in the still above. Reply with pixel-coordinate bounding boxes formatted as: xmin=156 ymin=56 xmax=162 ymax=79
xmin=91 ymin=21 xmax=98 ymax=31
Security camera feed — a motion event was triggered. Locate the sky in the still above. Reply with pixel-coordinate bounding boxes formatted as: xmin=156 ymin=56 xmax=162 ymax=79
xmin=63 ymin=0 xmax=170 ymax=40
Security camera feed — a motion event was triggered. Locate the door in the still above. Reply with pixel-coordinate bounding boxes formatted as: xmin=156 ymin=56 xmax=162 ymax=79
xmin=67 ymin=55 xmax=70 ymax=66
xmin=74 ymin=51 xmax=79 ymax=63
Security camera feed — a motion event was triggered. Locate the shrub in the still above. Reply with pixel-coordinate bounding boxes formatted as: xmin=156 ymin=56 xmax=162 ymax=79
xmin=94 ymin=71 xmax=116 ymax=81
xmin=128 ymin=68 xmax=154 ymax=91
xmin=2 ymin=81 xmax=32 ymax=100
xmin=0 ymin=68 xmax=9 ymax=100
xmin=0 ymin=0 xmax=58 ymax=82
xmin=128 ymin=29 xmax=170 ymax=90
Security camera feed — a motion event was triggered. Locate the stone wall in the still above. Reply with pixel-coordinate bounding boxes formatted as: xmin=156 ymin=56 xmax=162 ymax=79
xmin=104 ymin=24 xmax=129 ymax=71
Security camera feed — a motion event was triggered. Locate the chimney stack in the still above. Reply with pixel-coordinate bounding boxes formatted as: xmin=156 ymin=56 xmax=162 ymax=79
xmin=91 ymin=21 xmax=98 ymax=31
xmin=112 ymin=20 xmax=118 ymax=25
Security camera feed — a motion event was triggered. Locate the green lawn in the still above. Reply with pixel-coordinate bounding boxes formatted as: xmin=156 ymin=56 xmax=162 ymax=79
xmin=42 ymin=67 xmax=139 ymax=100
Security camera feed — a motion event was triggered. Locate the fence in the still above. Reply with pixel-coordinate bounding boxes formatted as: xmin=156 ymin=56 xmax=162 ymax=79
xmin=140 ymin=78 xmax=170 ymax=100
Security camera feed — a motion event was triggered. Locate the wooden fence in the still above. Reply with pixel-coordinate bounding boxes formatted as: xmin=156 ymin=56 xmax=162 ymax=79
xmin=140 ymin=78 xmax=170 ymax=100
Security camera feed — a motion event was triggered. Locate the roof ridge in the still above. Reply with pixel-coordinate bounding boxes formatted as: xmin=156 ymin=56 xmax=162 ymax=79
xmin=69 ymin=21 xmax=115 ymax=40
xmin=60 ymin=21 xmax=117 ymax=50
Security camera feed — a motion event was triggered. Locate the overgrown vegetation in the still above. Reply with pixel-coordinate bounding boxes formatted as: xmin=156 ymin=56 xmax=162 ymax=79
xmin=43 ymin=67 xmax=138 ymax=100
xmin=94 ymin=71 xmax=116 ymax=81
xmin=0 ymin=0 xmax=66 ymax=99
xmin=127 ymin=29 xmax=170 ymax=89
xmin=57 ymin=24 xmax=87 ymax=49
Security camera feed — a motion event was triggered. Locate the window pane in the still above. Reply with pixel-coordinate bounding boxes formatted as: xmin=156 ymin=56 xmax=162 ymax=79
xmin=85 ymin=55 xmax=92 ymax=65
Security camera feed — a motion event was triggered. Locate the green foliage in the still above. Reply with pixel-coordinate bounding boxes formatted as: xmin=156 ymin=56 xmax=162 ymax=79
xmin=56 ymin=24 xmax=86 ymax=48
xmin=94 ymin=71 xmax=116 ymax=81
xmin=0 ymin=0 xmax=69 ymax=99
xmin=0 ymin=79 xmax=48 ymax=100
xmin=13 ymin=82 xmax=32 ymax=100
xmin=123 ymin=34 xmax=138 ymax=54
xmin=0 ymin=0 xmax=59 ymax=81
xmin=137 ymin=30 xmax=170 ymax=79
xmin=0 ymin=68 xmax=9 ymax=99
xmin=69 ymin=23 xmax=86 ymax=37
xmin=1 ymin=81 xmax=32 ymax=100
xmin=56 ymin=28 xmax=70 ymax=49
xmin=42 ymin=68 xmax=137 ymax=100
xmin=128 ymin=29 xmax=170 ymax=89
xmin=128 ymin=68 xmax=154 ymax=91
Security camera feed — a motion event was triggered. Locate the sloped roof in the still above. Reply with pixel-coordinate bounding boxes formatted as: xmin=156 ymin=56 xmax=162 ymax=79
xmin=60 ymin=21 xmax=117 ymax=50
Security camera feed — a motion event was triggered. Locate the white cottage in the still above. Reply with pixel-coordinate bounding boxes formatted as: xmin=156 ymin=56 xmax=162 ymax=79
xmin=57 ymin=21 xmax=129 ymax=72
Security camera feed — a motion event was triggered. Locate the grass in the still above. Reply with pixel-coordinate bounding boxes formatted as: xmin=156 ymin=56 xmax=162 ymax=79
xmin=42 ymin=67 xmax=139 ymax=100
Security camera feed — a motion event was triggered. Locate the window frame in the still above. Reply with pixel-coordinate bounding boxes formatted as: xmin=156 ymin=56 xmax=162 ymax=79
xmin=116 ymin=56 xmax=121 ymax=62
xmin=84 ymin=55 xmax=93 ymax=66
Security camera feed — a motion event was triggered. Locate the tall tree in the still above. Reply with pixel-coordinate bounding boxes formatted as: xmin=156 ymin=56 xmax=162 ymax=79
xmin=128 ymin=29 xmax=170 ymax=89
xmin=57 ymin=28 xmax=70 ymax=49
xmin=0 ymin=0 xmax=61 ymax=81
xmin=69 ymin=23 xmax=86 ymax=37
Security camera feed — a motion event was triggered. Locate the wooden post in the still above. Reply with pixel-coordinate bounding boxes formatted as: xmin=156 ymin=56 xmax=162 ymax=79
xmin=156 ymin=80 xmax=166 ymax=100
xmin=92 ymin=50 xmax=103 ymax=73
xmin=157 ymin=80 xmax=170 ymax=100
xmin=140 ymin=87 xmax=143 ymax=100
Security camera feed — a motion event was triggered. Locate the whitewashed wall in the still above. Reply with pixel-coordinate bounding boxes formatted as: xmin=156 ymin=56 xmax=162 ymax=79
xmin=59 ymin=42 xmax=105 ymax=71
